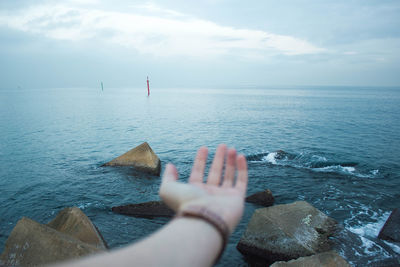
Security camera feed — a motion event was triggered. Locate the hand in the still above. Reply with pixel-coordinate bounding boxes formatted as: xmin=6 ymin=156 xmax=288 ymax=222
xmin=159 ymin=144 xmax=248 ymax=233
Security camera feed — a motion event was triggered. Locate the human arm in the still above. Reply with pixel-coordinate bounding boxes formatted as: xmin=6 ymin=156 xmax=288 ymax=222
xmin=57 ymin=144 xmax=248 ymax=267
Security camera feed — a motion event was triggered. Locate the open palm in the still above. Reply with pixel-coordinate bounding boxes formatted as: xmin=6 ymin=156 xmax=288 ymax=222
xmin=159 ymin=144 xmax=248 ymax=233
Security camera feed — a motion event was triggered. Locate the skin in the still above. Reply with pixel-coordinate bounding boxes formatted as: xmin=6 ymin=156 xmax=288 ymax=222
xmin=55 ymin=144 xmax=248 ymax=267
xmin=160 ymin=144 xmax=248 ymax=234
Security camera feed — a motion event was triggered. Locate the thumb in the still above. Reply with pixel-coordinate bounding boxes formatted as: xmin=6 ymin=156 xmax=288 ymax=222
xmin=160 ymin=164 xmax=205 ymax=211
xmin=159 ymin=164 xmax=179 ymax=206
xmin=162 ymin=163 xmax=178 ymax=183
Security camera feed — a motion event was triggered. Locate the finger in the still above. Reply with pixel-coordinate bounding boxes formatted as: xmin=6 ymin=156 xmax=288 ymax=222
xmin=189 ymin=146 xmax=208 ymax=184
xmin=234 ymin=154 xmax=248 ymax=194
xmin=162 ymin=163 xmax=179 ymax=184
xmin=207 ymin=144 xmax=227 ymax=185
xmin=222 ymin=148 xmax=237 ymax=187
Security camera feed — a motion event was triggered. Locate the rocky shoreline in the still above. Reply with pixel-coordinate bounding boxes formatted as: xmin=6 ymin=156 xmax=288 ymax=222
xmin=1 ymin=144 xmax=399 ymax=266
xmin=2 ymin=193 xmax=399 ymax=266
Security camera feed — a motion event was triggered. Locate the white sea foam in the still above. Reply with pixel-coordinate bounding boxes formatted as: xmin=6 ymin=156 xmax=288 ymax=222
xmin=311 ymin=155 xmax=327 ymax=162
xmin=313 ymin=165 xmax=355 ymax=174
xmin=343 ymin=166 xmax=356 ymax=172
xmin=256 ymin=150 xmax=378 ymax=178
xmin=352 ymin=170 xmax=379 ymax=179
xmin=360 ymin=236 xmax=375 ymax=253
xmin=76 ymin=202 xmax=106 ymax=211
xmin=77 ymin=202 xmax=93 ymax=209
xmin=312 ymin=165 xmax=379 ymax=178
xmin=347 ymin=209 xmax=389 ymax=235
xmin=348 ymin=219 xmax=385 ymax=237
xmin=384 ymin=241 xmax=400 ymax=254
xmin=346 ymin=211 xmax=395 ymax=259
xmin=370 ymin=169 xmax=379 ymax=175
xmin=263 ymin=152 xmax=277 ymax=164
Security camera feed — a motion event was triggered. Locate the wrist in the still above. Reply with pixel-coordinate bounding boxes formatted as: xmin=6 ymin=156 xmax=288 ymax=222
xmin=175 ymin=206 xmax=229 ymax=265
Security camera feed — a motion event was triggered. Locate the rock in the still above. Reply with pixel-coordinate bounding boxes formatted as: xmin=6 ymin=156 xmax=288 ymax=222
xmin=275 ymin=150 xmax=287 ymax=160
xmin=378 ymin=208 xmax=400 ymax=242
xmin=47 ymin=207 xmax=108 ymax=249
xmin=270 ymin=251 xmax=350 ymax=267
xmin=246 ymin=189 xmax=274 ymax=207
xmin=103 ymin=142 xmax=161 ymax=176
xmin=237 ymin=201 xmax=337 ymax=265
xmin=0 ymin=217 xmax=101 ymax=266
xmin=112 ymin=201 xmax=174 ymax=218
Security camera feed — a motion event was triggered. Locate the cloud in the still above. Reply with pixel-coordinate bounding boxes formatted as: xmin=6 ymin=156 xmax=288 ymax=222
xmin=0 ymin=3 xmax=325 ymax=58
xmin=67 ymin=0 xmax=100 ymax=5
xmin=130 ymin=3 xmax=186 ymax=18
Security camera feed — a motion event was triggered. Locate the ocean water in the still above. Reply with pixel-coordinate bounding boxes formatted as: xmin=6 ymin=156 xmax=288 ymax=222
xmin=0 ymin=86 xmax=399 ymax=266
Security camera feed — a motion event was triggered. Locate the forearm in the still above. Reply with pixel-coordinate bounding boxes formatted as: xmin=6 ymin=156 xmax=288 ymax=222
xmin=55 ymin=145 xmax=247 ymax=267
xmin=60 ymin=217 xmax=223 ymax=267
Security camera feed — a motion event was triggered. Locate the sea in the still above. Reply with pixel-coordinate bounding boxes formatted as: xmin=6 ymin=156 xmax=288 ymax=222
xmin=0 ymin=86 xmax=399 ymax=266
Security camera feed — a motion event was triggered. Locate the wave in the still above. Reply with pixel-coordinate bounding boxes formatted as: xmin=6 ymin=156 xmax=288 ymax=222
xmin=247 ymin=150 xmax=379 ymax=178
xmin=343 ymin=210 xmax=400 ymax=265
xmin=75 ymin=201 xmax=108 ymax=212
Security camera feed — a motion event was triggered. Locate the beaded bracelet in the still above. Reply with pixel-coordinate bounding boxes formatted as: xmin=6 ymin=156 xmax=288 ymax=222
xmin=176 ymin=206 xmax=230 ymax=265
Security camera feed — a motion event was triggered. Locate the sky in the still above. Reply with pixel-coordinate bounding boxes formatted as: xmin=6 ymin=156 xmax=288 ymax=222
xmin=0 ymin=0 xmax=399 ymax=89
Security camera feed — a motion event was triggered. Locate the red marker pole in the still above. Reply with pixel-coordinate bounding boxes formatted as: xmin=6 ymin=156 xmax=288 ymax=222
xmin=147 ymin=76 xmax=150 ymax=96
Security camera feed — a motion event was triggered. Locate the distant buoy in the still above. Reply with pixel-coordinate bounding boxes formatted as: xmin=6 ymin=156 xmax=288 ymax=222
xmin=147 ymin=76 xmax=150 ymax=96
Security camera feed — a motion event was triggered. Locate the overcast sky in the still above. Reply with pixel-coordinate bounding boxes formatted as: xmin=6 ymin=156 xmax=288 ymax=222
xmin=0 ymin=0 xmax=399 ymax=89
